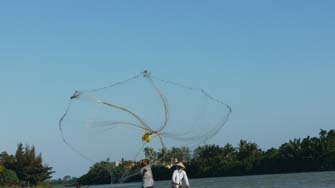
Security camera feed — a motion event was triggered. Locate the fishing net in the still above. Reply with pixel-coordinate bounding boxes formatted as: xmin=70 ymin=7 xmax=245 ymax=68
xmin=59 ymin=70 xmax=231 ymax=183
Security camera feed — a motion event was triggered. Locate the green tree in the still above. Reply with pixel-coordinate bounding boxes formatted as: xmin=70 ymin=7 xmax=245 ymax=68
xmin=77 ymin=160 xmax=137 ymax=185
xmin=78 ymin=163 xmax=111 ymax=185
xmin=14 ymin=143 xmax=54 ymax=185
xmin=77 ymin=129 xmax=335 ymax=182
xmin=222 ymin=143 xmax=236 ymax=161
xmin=237 ymin=140 xmax=260 ymax=160
xmin=0 ymin=165 xmax=19 ymax=185
xmin=0 ymin=152 xmax=16 ymax=170
xmin=191 ymin=145 xmax=225 ymax=177
xmin=319 ymin=129 xmax=335 ymax=169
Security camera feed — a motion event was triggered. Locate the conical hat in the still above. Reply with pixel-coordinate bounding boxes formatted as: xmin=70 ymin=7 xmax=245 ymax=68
xmin=175 ymin=162 xmax=186 ymax=169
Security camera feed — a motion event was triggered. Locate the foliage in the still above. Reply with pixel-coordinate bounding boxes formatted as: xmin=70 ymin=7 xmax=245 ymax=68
xmin=49 ymin=175 xmax=77 ymax=186
xmin=77 ymin=129 xmax=335 ymax=185
xmin=77 ymin=159 xmax=140 ymax=185
xmin=0 ymin=165 xmax=19 ymax=186
xmin=0 ymin=143 xmax=54 ymax=186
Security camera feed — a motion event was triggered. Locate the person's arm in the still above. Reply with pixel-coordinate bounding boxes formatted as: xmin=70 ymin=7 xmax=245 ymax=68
xmin=172 ymin=170 xmax=177 ymax=184
xmin=183 ymin=171 xmax=190 ymax=188
xmin=141 ymin=168 xmax=147 ymax=177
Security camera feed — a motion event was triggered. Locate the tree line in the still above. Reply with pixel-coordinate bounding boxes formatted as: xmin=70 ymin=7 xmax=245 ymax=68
xmin=0 ymin=143 xmax=53 ymax=187
xmin=77 ymin=129 xmax=335 ymax=185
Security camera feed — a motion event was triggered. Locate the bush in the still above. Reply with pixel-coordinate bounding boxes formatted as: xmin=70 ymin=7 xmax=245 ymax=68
xmin=0 ymin=165 xmax=19 ymax=185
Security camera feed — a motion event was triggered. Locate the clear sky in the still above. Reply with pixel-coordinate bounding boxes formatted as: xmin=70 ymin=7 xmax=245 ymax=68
xmin=0 ymin=1 xmax=334 ymax=179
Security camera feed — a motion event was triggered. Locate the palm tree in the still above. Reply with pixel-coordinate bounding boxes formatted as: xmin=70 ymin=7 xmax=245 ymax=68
xmin=222 ymin=143 xmax=236 ymax=160
xmin=237 ymin=140 xmax=260 ymax=160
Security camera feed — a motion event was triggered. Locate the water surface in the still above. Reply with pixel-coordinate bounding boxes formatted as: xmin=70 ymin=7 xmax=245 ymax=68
xmin=62 ymin=171 xmax=335 ymax=188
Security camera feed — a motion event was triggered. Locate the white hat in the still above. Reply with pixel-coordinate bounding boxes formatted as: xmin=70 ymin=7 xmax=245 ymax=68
xmin=175 ymin=162 xmax=186 ymax=169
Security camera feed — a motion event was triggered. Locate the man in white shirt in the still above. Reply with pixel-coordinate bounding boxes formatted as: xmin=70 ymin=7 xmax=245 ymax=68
xmin=140 ymin=159 xmax=154 ymax=188
xmin=172 ymin=162 xmax=190 ymax=188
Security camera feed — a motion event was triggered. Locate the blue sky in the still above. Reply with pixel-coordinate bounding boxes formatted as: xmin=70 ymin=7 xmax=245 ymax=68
xmin=0 ymin=1 xmax=334 ymax=178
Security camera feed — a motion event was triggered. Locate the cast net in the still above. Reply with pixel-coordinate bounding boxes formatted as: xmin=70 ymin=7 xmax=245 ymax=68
xmin=59 ymin=70 xmax=231 ymax=183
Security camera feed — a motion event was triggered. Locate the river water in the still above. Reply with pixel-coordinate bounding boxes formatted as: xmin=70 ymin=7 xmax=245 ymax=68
xmin=64 ymin=171 xmax=335 ymax=188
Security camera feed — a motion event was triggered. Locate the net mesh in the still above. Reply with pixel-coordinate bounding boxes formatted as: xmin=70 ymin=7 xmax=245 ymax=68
xmin=59 ymin=70 xmax=231 ymax=183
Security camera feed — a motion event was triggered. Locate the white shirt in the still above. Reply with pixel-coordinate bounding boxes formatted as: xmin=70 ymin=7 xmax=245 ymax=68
xmin=172 ymin=169 xmax=189 ymax=187
xmin=141 ymin=165 xmax=154 ymax=187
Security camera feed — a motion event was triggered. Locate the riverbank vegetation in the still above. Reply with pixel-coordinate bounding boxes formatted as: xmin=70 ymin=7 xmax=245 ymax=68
xmin=0 ymin=143 xmax=53 ymax=187
xmin=77 ymin=129 xmax=335 ymax=185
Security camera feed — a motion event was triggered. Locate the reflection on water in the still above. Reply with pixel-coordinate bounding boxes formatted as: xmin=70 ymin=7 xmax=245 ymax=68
xmin=59 ymin=171 xmax=335 ymax=188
